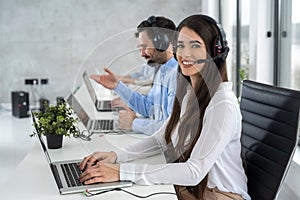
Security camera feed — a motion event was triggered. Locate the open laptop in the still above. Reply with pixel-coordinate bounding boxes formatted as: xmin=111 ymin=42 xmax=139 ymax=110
xmin=66 ymin=93 xmax=118 ymax=133
xmin=83 ymin=71 xmax=114 ymax=112
xmin=31 ymin=113 xmax=132 ymax=195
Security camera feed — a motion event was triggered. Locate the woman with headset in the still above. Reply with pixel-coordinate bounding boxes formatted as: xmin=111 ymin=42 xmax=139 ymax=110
xmin=79 ymin=14 xmax=250 ymax=200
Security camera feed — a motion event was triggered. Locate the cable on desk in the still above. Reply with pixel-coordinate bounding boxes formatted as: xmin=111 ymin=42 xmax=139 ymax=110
xmin=74 ymin=129 xmax=128 ymax=141
xmin=84 ymin=187 xmax=176 ymax=198
xmin=73 ymin=129 xmax=94 ymax=141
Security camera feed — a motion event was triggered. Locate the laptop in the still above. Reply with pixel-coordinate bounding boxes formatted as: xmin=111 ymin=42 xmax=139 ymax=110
xmin=83 ymin=71 xmax=114 ymax=112
xmin=66 ymin=93 xmax=117 ymax=133
xmin=31 ymin=113 xmax=132 ymax=195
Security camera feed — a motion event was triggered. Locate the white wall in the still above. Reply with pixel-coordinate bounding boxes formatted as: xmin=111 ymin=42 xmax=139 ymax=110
xmin=0 ymin=0 xmax=201 ymax=103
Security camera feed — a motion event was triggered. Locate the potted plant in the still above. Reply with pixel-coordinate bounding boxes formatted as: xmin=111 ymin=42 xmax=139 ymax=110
xmin=31 ymin=100 xmax=79 ymax=149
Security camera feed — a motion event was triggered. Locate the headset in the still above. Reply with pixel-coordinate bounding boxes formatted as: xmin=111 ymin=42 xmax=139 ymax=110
xmin=147 ymin=16 xmax=170 ymax=52
xmin=176 ymin=14 xmax=230 ymax=63
xmin=197 ymin=14 xmax=229 ymax=63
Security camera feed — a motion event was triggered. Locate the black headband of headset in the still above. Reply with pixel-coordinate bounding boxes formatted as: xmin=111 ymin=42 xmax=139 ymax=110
xmin=197 ymin=15 xmax=228 ymax=51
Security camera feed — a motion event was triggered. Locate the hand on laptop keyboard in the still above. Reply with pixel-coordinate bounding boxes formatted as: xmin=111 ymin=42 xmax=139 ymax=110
xmin=79 ymin=151 xmax=117 ymax=171
xmin=111 ymin=97 xmax=130 ymax=111
xmin=79 ymin=161 xmax=120 ymax=184
xmin=78 ymin=151 xmax=119 ymax=184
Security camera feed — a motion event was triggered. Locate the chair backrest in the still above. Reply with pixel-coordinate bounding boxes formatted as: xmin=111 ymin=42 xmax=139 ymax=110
xmin=240 ymin=80 xmax=300 ymax=200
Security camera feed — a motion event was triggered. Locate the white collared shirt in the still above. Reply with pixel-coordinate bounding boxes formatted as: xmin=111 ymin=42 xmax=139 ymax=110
xmin=116 ymin=82 xmax=250 ymax=200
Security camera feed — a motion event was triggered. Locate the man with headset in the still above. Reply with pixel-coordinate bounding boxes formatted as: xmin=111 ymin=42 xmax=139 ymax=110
xmin=91 ymin=16 xmax=177 ymax=135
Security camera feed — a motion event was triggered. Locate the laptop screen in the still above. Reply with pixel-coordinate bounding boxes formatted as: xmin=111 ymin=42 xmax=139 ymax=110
xmin=66 ymin=94 xmax=89 ymax=127
xmin=82 ymin=71 xmax=113 ymax=112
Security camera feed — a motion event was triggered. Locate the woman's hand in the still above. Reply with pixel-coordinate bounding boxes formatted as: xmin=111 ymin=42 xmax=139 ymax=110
xmin=79 ymin=162 xmax=120 ymax=184
xmin=91 ymin=68 xmax=119 ymax=90
xmin=79 ymin=151 xmax=117 ymax=171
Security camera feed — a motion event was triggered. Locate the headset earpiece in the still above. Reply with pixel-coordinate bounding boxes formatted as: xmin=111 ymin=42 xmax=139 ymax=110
xmin=212 ymin=36 xmax=222 ymax=57
xmin=147 ymin=16 xmax=170 ymax=52
xmin=198 ymin=15 xmax=230 ymax=62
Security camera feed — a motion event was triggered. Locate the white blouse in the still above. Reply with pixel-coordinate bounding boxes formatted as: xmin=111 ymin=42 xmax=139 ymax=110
xmin=115 ymin=82 xmax=250 ymax=200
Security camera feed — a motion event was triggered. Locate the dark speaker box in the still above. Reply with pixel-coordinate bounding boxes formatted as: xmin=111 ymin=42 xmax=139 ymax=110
xmin=11 ymin=91 xmax=29 ymax=118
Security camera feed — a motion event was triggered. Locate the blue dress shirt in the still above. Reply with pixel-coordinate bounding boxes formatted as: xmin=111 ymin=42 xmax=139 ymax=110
xmin=114 ymin=57 xmax=178 ymax=135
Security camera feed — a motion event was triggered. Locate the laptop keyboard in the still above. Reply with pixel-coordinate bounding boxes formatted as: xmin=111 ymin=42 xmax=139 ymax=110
xmin=61 ymin=162 xmax=83 ymax=187
xmin=94 ymin=120 xmax=114 ymax=130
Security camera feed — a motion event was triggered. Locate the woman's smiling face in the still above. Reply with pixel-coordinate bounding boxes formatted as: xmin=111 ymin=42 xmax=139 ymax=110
xmin=176 ymin=26 xmax=207 ymax=77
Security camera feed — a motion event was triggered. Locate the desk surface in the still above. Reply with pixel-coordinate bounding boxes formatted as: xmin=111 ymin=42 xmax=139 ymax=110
xmin=0 ymin=134 xmax=177 ymax=200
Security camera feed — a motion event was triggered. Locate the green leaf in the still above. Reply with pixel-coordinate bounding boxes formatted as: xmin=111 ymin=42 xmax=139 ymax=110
xmin=30 ymin=101 xmax=79 ymax=138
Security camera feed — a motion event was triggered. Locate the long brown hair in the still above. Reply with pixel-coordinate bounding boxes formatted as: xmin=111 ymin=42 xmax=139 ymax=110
xmin=164 ymin=15 xmax=229 ymax=199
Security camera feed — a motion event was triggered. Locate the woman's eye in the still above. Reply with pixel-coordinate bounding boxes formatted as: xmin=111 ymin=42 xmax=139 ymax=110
xmin=176 ymin=44 xmax=184 ymax=49
xmin=191 ymin=44 xmax=201 ymax=48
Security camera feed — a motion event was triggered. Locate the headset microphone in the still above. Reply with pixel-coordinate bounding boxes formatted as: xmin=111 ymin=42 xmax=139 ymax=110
xmin=195 ymin=58 xmax=211 ymax=64
xmin=195 ymin=52 xmax=228 ymax=64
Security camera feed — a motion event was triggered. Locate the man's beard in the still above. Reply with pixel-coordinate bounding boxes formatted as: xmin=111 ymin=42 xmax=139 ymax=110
xmin=147 ymin=53 xmax=164 ymax=67
xmin=147 ymin=60 xmax=160 ymax=67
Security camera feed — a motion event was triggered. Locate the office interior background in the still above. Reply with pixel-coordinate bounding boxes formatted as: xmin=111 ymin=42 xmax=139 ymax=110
xmin=0 ymin=0 xmax=299 ymax=199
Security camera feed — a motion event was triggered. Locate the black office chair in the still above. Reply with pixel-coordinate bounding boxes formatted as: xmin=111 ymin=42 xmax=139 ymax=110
xmin=240 ymin=80 xmax=300 ymax=200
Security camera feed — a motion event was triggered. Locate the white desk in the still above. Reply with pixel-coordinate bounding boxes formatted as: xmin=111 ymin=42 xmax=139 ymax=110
xmin=0 ymin=86 xmax=177 ymax=200
xmin=0 ymin=105 xmax=35 ymax=185
xmin=0 ymin=134 xmax=177 ymax=200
